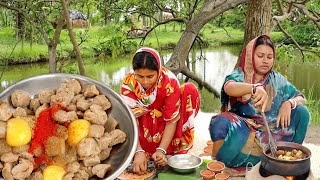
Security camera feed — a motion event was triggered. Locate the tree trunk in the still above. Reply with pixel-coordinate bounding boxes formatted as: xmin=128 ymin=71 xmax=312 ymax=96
xmin=48 ymin=12 xmax=66 ymax=73
xmin=104 ymin=7 xmax=111 ymax=25
xmin=16 ymin=11 xmax=25 ymax=40
xmin=232 ymin=0 xmax=273 ymax=67
xmin=48 ymin=44 xmax=57 ymax=73
xmin=243 ymin=0 xmax=273 ymax=46
xmin=61 ymin=0 xmax=86 ymax=75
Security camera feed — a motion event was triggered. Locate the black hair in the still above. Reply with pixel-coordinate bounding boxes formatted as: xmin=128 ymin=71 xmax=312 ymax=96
xmin=132 ymin=51 xmax=159 ymax=71
xmin=255 ymin=35 xmax=275 ymax=53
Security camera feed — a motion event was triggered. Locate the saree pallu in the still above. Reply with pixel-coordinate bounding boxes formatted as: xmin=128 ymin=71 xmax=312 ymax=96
xmin=137 ymin=82 xmax=200 ymax=155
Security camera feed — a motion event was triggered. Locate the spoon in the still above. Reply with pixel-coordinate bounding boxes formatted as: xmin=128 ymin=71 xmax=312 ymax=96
xmin=261 ymin=112 xmax=277 ymax=157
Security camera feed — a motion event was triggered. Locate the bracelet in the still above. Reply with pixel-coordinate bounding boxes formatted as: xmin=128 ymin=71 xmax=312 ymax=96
xmin=156 ymin=147 xmax=167 ymax=155
xmin=251 ymin=83 xmax=263 ymax=95
xmin=289 ymin=99 xmax=297 ymax=109
xmin=135 ymin=149 xmax=145 ymax=154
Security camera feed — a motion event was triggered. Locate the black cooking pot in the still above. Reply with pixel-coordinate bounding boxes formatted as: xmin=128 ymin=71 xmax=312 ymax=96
xmin=261 ymin=141 xmax=311 ymax=176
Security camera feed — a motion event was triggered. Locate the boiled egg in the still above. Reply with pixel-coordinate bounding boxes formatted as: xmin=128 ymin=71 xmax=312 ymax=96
xmin=43 ymin=165 xmax=66 ymax=180
xmin=6 ymin=118 xmax=32 ymax=147
xmin=67 ymin=119 xmax=90 ymax=146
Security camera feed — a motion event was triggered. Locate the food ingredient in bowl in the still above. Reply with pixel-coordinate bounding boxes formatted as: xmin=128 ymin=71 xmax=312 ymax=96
xmin=6 ymin=118 xmax=31 ymax=146
xmin=28 ymin=104 xmax=60 ymax=166
xmin=200 ymin=169 xmax=215 ymax=180
xmin=207 ymin=161 xmax=225 ymax=173
xmin=268 ymin=148 xmax=306 ymax=160
xmin=43 ymin=165 xmax=66 ymax=180
xmin=67 ymin=119 xmax=90 ymax=146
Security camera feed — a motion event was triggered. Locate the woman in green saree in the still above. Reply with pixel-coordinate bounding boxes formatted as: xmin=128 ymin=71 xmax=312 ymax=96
xmin=209 ymin=35 xmax=310 ymax=167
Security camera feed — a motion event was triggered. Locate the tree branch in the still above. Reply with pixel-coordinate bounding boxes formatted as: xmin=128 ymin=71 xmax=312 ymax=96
xmin=181 ymin=66 xmax=220 ymax=98
xmin=186 ymin=0 xmax=201 ymax=19
xmin=285 ymin=0 xmax=309 ymax=4
xmin=294 ymin=3 xmax=320 ymax=28
xmin=275 ymin=18 xmax=320 ymax=61
xmin=275 ymin=0 xmax=285 ymax=15
xmin=153 ymin=1 xmax=176 ymax=16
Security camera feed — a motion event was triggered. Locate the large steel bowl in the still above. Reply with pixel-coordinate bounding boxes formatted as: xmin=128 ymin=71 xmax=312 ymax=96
xmin=0 ymin=73 xmax=138 ymax=180
xmin=261 ymin=141 xmax=311 ymax=176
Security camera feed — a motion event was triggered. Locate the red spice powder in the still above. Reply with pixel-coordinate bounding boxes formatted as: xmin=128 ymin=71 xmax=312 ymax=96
xmin=28 ymin=104 xmax=62 ymax=166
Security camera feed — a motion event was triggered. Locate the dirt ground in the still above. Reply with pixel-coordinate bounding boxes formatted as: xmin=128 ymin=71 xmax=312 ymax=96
xmin=304 ymin=125 xmax=320 ymax=145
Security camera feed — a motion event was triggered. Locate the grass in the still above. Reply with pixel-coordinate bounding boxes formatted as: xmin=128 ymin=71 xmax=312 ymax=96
xmin=304 ymin=86 xmax=320 ymax=125
xmin=0 ymin=24 xmax=244 ymax=63
xmin=199 ymin=89 xmax=221 ymax=113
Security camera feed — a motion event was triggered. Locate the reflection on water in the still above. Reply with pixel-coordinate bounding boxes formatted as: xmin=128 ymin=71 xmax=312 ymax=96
xmin=1 ymin=80 xmax=14 ymax=89
xmin=163 ymin=49 xmax=238 ymax=91
xmin=285 ymin=62 xmax=320 ymax=98
xmin=1 ymin=47 xmax=319 ymax=99
xmin=95 ymin=67 xmax=130 ymax=87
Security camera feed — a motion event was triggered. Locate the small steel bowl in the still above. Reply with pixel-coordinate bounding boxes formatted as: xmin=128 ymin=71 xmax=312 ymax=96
xmin=168 ymin=154 xmax=203 ymax=174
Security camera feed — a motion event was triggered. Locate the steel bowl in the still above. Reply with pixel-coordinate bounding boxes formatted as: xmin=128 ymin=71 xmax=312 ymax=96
xmin=0 ymin=73 xmax=138 ymax=180
xmin=168 ymin=154 xmax=203 ymax=174
xmin=261 ymin=141 xmax=311 ymax=176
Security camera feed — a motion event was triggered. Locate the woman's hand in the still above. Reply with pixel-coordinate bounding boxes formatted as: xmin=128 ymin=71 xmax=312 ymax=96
xmin=133 ymin=152 xmax=148 ymax=175
xmin=252 ymin=86 xmax=268 ymax=112
xmin=152 ymin=151 xmax=167 ymax=167
xmin=276 ymin=101 xmax=292 ymax=128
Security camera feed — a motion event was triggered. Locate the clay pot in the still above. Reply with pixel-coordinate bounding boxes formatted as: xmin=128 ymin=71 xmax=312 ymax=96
xmin=200 ymin=169 xmax=215 ymax=180
xmin=215 ymin=172 xmax=230 ymax=180
xmin=261 ymin=141 xmax=311 ymax=176
xmin=207 ymin=161 xmax=225 ymax=173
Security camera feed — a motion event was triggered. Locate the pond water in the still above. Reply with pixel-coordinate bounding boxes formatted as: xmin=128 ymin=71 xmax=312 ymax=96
xmin=1 ymin=46 xmax=319 ymax=100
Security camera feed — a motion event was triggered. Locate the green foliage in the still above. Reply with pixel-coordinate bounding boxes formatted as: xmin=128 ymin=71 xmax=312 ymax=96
xmin=200 ymin=89 xmax=221 ymax=112
xmin=213 ymin=5 xmax=246 ymax=30
xmin=304 ymin=86 xmax=320 ymax=125
xmin=275 ymin=43 xmax=319 ymax=70
xmin=92 ymin=24 xmax=138 ymax=58
xmin=306 ymin=0 xmax=320 ymax=13
xmin=286 ymin=22 xmax=320 ymax=45
xmin=275 ymin=44 xmax=297 ymax=65
xmin=60 ymin=64 xmax=79 ymax=74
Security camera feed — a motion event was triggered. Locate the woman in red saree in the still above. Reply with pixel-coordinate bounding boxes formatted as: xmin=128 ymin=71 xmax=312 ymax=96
xmin=121 ymin=47 xmax=200 ymax=174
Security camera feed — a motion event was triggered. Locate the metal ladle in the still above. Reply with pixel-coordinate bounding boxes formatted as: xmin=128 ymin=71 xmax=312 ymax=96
xmin=261 ymin=112 xmax=277 ymax=157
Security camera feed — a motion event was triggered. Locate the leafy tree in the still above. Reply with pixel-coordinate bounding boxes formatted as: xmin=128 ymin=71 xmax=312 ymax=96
xmin=104 ymin=0 xmax=319 ymax=97
xmin=0 ymin=0 xmax=85 ymax=74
